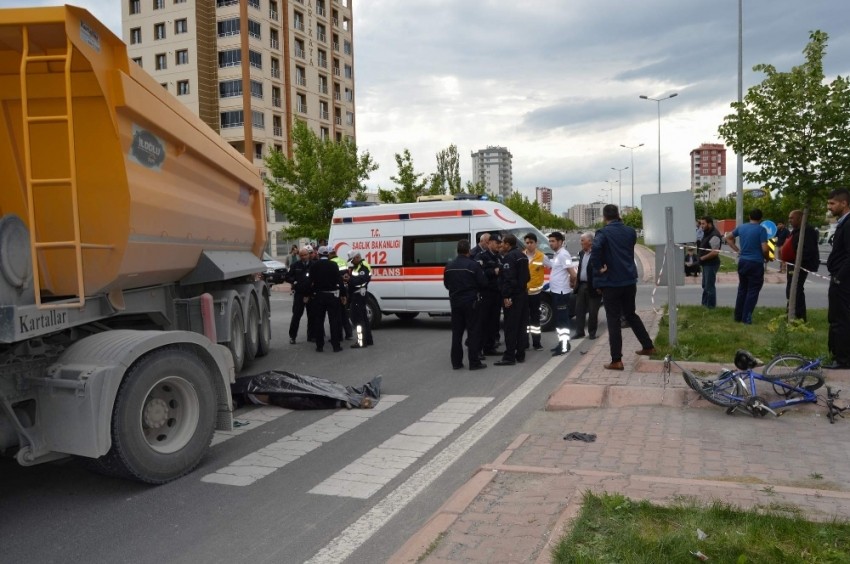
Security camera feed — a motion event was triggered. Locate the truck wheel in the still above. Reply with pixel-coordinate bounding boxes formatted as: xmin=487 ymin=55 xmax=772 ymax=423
xmin=366 ymin=294 xmax=382 ymax=329
xmin=244 ymin=296 xmax=260 ymax=364
xmin=90 ymin=347 xmax=216 ymax=484
xmin=539 ymin=296 xmax=554 ymax=332
xmin=228 ymin=302 xmax=245 ymax=373
xmin=257 ymin=294 xmax=272 ymax=357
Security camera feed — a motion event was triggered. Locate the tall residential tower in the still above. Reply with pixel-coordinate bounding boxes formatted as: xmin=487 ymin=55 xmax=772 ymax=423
xmin=690 ymin=143 xmax=726 ymax=203
xmin=471 ymin=146 xmax=512 ymax=199
xmin=123 ymin=0 xmax=356 ymax=255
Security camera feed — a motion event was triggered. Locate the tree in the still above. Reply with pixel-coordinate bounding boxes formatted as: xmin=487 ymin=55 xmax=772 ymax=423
xmin=465 ymin=180 xmax=487 ymax=195
xmin=385 ymin=149 xmax=428 ymax=203
xmin=622 ymin=207 xmax=643 ymax=230
xmin=718 ymin=30 xmax=850 ymax=319
xmin=265 ymin=120 xmax=377 ymax=240
xmin=436 ymin=144 xmax=462 ymax=194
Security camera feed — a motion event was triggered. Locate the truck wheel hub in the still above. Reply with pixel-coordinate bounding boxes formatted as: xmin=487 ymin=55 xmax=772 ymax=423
xmin=143 ymin=398 xmax=170 ymax=429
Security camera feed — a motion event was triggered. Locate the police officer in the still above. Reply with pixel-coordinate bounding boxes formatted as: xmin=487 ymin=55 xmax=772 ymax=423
xmin=329 ymin=247 xmax=353 ymax=340
xmin=285 ymin=246 xmax=314 ymax=344
xmin=494 ymin=234 xmax=530 ymax=366
xmin=477 ymin=233 xmax=503 ymax=357
xmin=347 ymin=250 xmax=373 ymax=349
xmin=309 ymin=246 xmax=346 ymax=352
xmin=443 ymin=239 xmax=488 ymax=370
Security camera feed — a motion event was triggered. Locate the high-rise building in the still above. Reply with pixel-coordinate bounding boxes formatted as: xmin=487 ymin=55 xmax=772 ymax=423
xmin=690 ymin=143 xmax=726 ymax=203
xmin=567 ymin=202 xmax=605 ymax=228
xmin=471 ymin=146 xmax=512 ymax=198
xmin=535 ymin=186 xmax=552 ymax=212
xmin=123 ymin=0 xmax=356 ymax=255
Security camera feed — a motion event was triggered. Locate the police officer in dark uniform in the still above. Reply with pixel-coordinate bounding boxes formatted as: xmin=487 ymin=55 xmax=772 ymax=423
xmin=347 ymin=250 xmax=373 ymax=349
xmin=285 ymin=246 xmax=314 ymax=344
xmin=443 ymin=239 xmax=488 ymax=370
xmin=494 ymin=234 xmax=530 ymax=366
xmin=477 ymin=233 xmax=503 ymax=357
xmin=308 ymin=246 xmax=346 ymax=352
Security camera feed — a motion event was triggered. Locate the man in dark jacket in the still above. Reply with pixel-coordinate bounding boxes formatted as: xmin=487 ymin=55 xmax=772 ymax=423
xmin=494 ymin=234 xmax=530 ymax=366
xmin=443 ymin=239 xmax=488 ymax=370
xmin=572 ymin=232 xmax=602 ymax=339
xmin=477 ymin=233 xmax=503 ymax=356
xmin=825 ymin=189 xmax=850 ymax=369
xmin=308 ymin=246 xmax=346 ymax=353
xmin=285 ymin=247 xmax=314 ymax=344
xmin=784 ymin=210 xmax=820 ymax=322
xmin=697 ymin=216 xmax=722 ymax=308
xmin=591 ymin=204 xmax=655 ymax=371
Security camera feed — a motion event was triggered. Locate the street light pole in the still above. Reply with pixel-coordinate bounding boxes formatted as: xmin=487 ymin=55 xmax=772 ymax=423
xmin=620 ymin=143 xmax=644 ymax=208
xmin=611 ymin=166 xmax=628 ymax=209
xmin=639 ymin=93 xmax=678 ymax=193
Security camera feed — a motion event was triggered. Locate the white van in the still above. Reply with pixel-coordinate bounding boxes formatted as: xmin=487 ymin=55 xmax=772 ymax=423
xmin=329 ymin=198 xmax=556 ymax=329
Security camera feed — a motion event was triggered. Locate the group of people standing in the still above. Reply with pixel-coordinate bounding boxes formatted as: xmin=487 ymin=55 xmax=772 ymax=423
xmin=443 ymin=204 xmax=656 ymax=372
xmin=285 ymin=244 xmax=373 ymax=353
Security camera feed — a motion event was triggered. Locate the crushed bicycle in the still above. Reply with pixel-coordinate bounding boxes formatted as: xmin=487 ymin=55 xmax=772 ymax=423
xmin=663 ymin=350 xmax=848 ymax=423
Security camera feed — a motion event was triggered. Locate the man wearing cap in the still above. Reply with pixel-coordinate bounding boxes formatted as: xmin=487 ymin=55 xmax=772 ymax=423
xmin=284 ymin=246 xmax=315 ymax=344
xmin=494 ymin=234 xmax=530 ymax=366
xmin=444 ymin=239 xmax=488 ymax=370
xmin=308 ymin=246 xmax=346 ymax=352
xmin=347 ymin=250 xmax=374 ymax=348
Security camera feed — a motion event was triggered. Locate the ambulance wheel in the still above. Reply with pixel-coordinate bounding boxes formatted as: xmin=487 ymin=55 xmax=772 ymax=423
xmin=539 ymin=296 xmax=554 ymax=332
xmin=366 ymin=294 xmax=382 ymax=329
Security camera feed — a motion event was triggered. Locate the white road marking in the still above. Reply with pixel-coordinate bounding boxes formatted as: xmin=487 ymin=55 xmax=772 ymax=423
xmin=305 ymin=355 xmax=566 ymax=564
xmin=201 ymin=395 xmax=407 ymax=486
xmin=210 ymin=405 xmax=292 ymax=447
xmin=309 ymin=397 xmax=492 ymax=499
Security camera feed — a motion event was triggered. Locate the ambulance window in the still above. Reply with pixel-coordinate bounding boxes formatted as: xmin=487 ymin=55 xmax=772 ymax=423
xmin=403 ymin=234 xmax=467 ymax=266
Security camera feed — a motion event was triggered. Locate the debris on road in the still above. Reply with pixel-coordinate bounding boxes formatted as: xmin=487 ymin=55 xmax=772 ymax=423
xmin=232 ymin=372 xmax=382 ymax=410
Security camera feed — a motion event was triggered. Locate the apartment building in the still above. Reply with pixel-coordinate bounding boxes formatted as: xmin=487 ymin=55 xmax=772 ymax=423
xmin=566 ymin=202 xmax=605 ymax=228
xmin=471 ymin=146 xmax=513 ymax=199
xmin=123 ymin=0 xmax=356 ymax=256
xmin=690 ymin=143 xmax=726 ymax=203
xmin=535 ymin=186 xmax=552 ymax=212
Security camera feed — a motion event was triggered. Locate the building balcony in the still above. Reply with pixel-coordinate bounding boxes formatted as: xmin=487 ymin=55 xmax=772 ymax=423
xmin=296 ymin=75 xmax=306 ymax=86
xmin=317 ymin=32 xmax=326 ymax=42
xmin=272 ymin=97 xmax=281 ymax=107
xmin=294 ymin=21 xmax=304 ymax=32
xmin=270 ymin=39 xmax=279 ymax=49
xmin=295 ymin=48 xmax=305 ymax=59
xmin=269 ymin=9 xmax=278 ymax=20
xmin=297 ymin=103 xmax=308 ymax=114
xmin=273 ymin=126 xmax=283 ymax=136
xmin=320 ymin=110 xmax=329 ymax=120
xmin=271 ymin=68 xmax=280 ymax=78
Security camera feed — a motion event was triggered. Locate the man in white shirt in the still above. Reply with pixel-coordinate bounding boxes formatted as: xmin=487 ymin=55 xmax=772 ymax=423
xmin=544 ymin=231 xmax=577 ymax=355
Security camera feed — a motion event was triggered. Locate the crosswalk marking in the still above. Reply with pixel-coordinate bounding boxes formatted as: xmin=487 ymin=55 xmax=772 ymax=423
xmin=210 ymin=405 xmax=291 ymax=447
xmin=201 ymin=395 xmax=407 ymax=486
xmin=309 ymin=397 xmax=492 ymax=499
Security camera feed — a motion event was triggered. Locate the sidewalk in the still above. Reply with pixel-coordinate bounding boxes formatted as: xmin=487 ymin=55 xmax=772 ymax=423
xmin=390 ymin=310 xmax=850 ymax=563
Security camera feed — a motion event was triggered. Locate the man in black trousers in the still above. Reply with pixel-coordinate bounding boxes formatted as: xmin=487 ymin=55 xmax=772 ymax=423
xmin=309 ymin=246 xmax=346 ymax=353
xmin=825 ymin=188 xmax=850 ymax=369
xmin=495 ymin=234 xmax=530 ymax=366
xmin=443 ymin=239 xmax=488 ymax=370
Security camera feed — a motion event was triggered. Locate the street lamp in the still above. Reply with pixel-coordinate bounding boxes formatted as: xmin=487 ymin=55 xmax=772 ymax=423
xmin=599 ymin=185 xmax=613 ymax=204
xmin=639 ymin=93 xmax=678 ymax=193
xmin=620 ymin=143 xmax=644 ymax=208
xmin=611 ymin=166 xmax=628 ymax=209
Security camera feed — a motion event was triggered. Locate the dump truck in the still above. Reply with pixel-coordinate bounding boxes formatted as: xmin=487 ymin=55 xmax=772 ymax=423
xmin=0 ymin=6 xmax=271 ymax=483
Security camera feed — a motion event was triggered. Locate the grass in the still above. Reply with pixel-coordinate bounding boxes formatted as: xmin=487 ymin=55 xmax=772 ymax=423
xmin=653 ymin=305 xmax=830 ymax=363
xmin=552 ymin=491 xmax=850 ymax=563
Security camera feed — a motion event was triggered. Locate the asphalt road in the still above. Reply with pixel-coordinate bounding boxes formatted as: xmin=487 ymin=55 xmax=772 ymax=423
xmin=0 ymin=275 xmax=828 ymax=563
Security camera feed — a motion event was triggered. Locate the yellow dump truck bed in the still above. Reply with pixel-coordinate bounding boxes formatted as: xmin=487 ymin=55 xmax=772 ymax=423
xmin=0 ymin=5 xmax=266 ymax=301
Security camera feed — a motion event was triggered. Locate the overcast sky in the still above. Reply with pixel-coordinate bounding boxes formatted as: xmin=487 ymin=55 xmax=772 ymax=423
xmin=11 ymin=0 xmax=850 ymax=214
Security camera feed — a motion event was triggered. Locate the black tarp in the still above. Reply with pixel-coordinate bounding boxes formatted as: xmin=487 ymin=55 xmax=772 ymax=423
xmin=231 ymin=371 xmax=382 ymax=410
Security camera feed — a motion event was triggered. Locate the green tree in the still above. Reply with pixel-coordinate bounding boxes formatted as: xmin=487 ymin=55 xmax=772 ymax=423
xmin=386 ymin=149 xmax=428 ymax=203
xmin=265 ymin=120 xmax=377 ymax=240
xmin=436 ymin=144 xmax=462 ymax=194
xmin=622 ymin=207 xmax=643 ymax=230
xmin=465 ymin=180 xmax=487 ymax=195
xmin=718 ymin=30 xmax=850 ymax=318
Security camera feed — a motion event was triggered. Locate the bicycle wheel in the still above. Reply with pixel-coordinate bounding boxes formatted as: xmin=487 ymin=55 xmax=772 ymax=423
xmin=685 ymin=369 xmax=742 ymax=408
xmin=763 ymin=354 xmax=824 ymax=396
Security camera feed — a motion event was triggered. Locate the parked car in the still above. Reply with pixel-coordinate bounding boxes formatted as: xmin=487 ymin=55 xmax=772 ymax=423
xmin=262 ymin=252 xmax=287 ymax=285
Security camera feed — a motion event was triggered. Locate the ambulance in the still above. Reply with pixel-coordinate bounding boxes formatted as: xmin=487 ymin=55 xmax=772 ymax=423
xmin=328 ymin=197 xmax=556 ymax=329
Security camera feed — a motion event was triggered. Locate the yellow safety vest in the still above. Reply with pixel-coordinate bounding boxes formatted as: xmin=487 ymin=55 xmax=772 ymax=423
xmin=527 ymin=249 xmax=545 ymax=294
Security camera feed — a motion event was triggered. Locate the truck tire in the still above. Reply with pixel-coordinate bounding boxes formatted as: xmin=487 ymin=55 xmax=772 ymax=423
xmin=244 ymin=295 xmax=260 ymax=364
xmin=257 ymin=294 xmax=271 ymax=357
xmin=228 ymin=302 xmax=245 ymax=373
xmin=88 ymin=347 xmax=216 ymax=484
xmin=366 ymin=294 xmax=382 ymax=329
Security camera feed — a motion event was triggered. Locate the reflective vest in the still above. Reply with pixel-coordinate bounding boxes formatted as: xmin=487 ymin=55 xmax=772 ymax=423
xmin=527 ymin=249 xmax=545 ymax=295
